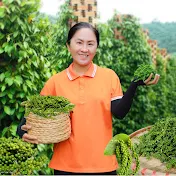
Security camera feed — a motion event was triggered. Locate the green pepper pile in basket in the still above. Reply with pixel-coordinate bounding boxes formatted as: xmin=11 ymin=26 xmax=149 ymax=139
xmin=21 ymin=95 xmax=75 ymax=118
xmin=133 ymin=64 xmax=156 ymax=82
xmin=134 ymin=117 xmax=176 ymax=171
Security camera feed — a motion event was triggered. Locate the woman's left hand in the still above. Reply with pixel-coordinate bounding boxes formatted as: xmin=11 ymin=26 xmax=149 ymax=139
xmin=144 ymin=73 xmax=160 ymax=85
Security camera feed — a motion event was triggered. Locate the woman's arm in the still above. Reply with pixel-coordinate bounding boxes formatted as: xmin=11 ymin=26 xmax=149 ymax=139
xmin=111 ymin=81 xmax=140 ymax=119
xmin=111 ymin=73 xmax=160 ymax=119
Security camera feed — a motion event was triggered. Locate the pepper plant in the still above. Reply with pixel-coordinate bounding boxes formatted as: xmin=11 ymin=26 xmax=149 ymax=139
xmin=0 ymin=0 xmax=53 ymax=132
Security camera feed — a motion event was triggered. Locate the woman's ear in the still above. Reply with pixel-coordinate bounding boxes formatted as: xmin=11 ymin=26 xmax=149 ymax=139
xmin=66 ymin=43 xmax=70 ymax=52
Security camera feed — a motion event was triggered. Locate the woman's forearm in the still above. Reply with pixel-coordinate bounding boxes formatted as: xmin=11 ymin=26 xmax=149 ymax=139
xmin=111 ymin=81 xmax=142 ymax=119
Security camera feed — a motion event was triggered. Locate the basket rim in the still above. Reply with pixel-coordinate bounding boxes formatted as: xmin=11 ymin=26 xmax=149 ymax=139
xmin=25 ymin=112 xmax=70 ymax=119
xmin=129 ymin=125 xmax=152 ymax=139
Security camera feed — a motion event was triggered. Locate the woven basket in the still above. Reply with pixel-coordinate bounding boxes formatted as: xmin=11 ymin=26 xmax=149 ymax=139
xmin=130 ymin=126 xmax=176 ymax=175
xmin=26 ymin=112 xmax=71 ymax=144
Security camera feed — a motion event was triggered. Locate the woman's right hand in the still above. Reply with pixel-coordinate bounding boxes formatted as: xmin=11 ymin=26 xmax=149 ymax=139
xmin=21 ymin=124 xmax=38 ymax=144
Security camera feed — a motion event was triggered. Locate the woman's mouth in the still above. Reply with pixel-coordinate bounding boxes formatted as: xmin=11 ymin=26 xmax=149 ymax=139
xmin=79 ymin=54 xmax=88 ymax=58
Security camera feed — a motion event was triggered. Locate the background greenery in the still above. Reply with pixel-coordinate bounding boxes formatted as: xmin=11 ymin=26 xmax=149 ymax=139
xmin=0 ymin=0 xmax=175 ymax=174
xmin=142 ymin=21 xmax=176 ymax=54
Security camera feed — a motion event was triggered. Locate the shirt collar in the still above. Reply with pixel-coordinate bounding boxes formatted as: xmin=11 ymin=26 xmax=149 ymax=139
xmin=66 ymin=62 xmax=97 ymax=81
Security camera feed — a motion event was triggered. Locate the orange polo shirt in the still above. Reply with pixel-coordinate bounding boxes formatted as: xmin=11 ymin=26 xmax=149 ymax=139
xmin=40 ymin=62 xmax=123 ymax=173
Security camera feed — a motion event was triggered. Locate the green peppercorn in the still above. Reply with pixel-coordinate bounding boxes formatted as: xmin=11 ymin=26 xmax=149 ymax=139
xmin=133 ymin=64 xmax=156 ymax=82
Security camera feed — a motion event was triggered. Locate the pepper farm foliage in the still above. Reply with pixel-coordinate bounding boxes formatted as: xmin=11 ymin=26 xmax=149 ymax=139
xmin=0 ymin=0 xmax=53 ymax=174
xmin=1 ymin=0 xmax=175 ymax=138
xmin=0 ymin=0 xmax=176 ymax=174
xmin=0 ymin=0 xmax=53 ymax=131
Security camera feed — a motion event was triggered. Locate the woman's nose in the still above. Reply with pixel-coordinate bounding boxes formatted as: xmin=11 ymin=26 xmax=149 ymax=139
xmin=81 ymin=44 xmax=88 ymax=52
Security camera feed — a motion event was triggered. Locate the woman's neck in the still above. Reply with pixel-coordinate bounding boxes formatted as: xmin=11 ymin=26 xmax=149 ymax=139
xmin=72 ymin=62 xmax=92 ymax=76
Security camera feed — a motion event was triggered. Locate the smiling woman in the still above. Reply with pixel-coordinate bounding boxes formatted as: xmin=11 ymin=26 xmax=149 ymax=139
xmin=66 ymin=23 xmax=98 ymax=75
xmin=17 ymin=22 xmax=160 ymax=175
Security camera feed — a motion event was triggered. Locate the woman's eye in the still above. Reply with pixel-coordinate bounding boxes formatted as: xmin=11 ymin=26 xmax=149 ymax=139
xmin=88 ymin=43 xmax=93 ymax=46
xmin=77 ymin=42 xmax=82 ymax=44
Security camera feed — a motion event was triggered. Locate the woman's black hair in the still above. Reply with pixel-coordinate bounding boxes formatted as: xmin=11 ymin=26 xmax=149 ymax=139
xmin=66 ymin=22 xmax=99 ymax=47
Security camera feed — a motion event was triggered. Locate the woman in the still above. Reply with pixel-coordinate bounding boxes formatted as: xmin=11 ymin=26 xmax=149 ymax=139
xmin=17 ymin=22 xmax=160 ymax=175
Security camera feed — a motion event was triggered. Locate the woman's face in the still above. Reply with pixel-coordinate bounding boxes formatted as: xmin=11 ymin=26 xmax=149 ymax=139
xmin=67 ymin=28 xmax=98 ymax=67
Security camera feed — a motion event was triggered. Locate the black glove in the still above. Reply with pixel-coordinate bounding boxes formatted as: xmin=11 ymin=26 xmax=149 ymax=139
xmin=16 ymin=117 xmax=27 ymax=138
xmin=111 ymin=80 xmax=145 ymax=119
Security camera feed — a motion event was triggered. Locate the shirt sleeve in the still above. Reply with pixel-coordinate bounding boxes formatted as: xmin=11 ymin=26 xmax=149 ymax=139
xmin=40 ymin=76 xmax=56 ymax=96
xmin=111 ymin=70 xmax=123 ymax=101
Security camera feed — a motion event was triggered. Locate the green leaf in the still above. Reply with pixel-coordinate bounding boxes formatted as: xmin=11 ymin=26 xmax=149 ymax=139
xmin=6 ymin=45 xmax=15 ymax=56
xmin=14 ymin=75 xmax=23 ymax=86
xmin=104 ymin=138 xmax=119 ymax=155
xmin=4 ymin=106 xmax=11 ymax=115
xmin=15 ymin=102 xmax=19 ymax=109
xmin=0 ymin=91 xmax=6 ymax=97
xmin=11 ymin=5 xmax=16 ymax=12
xmin=5 ymin=6 xmax=10 ymax=14
xmin=34 ymin=71 xmax=40 ymax=79
xmin=37 ymin=144 xmax=46 ymax=152
xmin=0 ymin=73 xmax=5 ymax=81
xmin=19 ymin=50 xmax=28 ymax=58
xmin=1 ymin=85 xmax=6 ymax=92
xmin=17 ymin=112 xmax=23 ymax=120
xmin=26 ymin=80 xmax=32 ymax=88
xmin=19 ymin=107 xmax=24 ymax=113
xmin=16 ymin=0 xmax=21 ymax=5
xmin=23 ymin=41 xmax=28 ymax=49
xmin=2 ymin=42 xmax=8 ymax=48
xmin=20 ymin=64 xmax=24 ymax=70
xmin=0 ymin=7 xmax=5 ymax=17
xmin=7 ymin=93 xmax=13 ymax=99
xmin=10 ymin=108 xmax=15 ymax=116
xmin=23 ymin=84 xmax=27 ymax=92
xmin=32 ymin=61 xmax=38 ymax=67
xmin=17 ymin=17 xmax=23 ymax=25
xmin=21 ymin=33 xmax=26 ymax=40
xmin=9 ymin=123 xmax=18 ymax=136
xmin=0 ymin=32 xmax=4 ymax=40
xmin=9 ymin=88 xmax=15 ymax=95
xmin=9 ymin=99 xmax=15 ymax=103
xmin=1 ymin=127 xmax=8 ymax=137
xmin=5 ymin=77 xmax=13 ymax=86
xmin=5 ymin=71 xmax=11 ymax=77
xmin=0 ymin=22 xmax=5 ymax=29
xmin=6 ymin=0 xmax=13 ymax=4
xmin=13 ymin=31 xmax=19 ymax=37
xmin=5 ymin=44 xmax=10 ymax=52
xmin=41 ymin=36 xmax=45 ymax=42
xmin=0 ymin=48 xmax=4 ymax=54
xmin=34 ymin=27 xmax=40 ymax=34
xmin=1 ymin=97 xmax=6 ymax=105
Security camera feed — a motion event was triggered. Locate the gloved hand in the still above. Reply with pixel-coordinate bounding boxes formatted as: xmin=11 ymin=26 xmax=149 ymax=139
xmin=134 ymin=73 xmax=160 ymax=86
xmin=16 ymin=117 xmax=38 ymax=144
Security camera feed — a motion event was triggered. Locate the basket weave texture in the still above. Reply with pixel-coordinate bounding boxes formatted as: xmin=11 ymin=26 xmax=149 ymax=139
xmin=26 ymin=112 xmax=71 ymax=144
